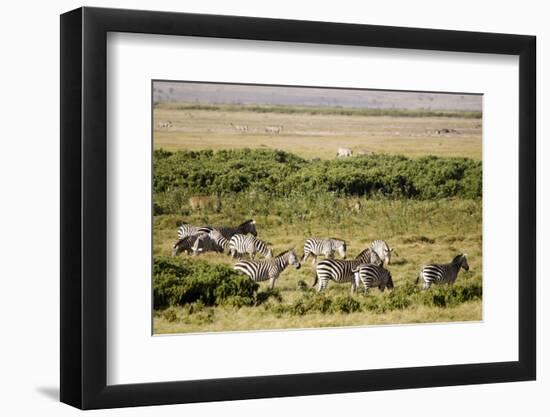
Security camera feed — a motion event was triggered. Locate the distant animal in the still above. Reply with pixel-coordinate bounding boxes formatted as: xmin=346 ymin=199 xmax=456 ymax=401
xmin=229 ymin=234 xmax=272 ymax=259
xmin=302 ymin=238 xmax=347 ymax=264
xmin=171 ymin=235 xmax=200 ymax=257
xmin=336 ymin=147 xmax=353 ymax=157
xmin=158 ymin=121 xmax=172 ymax=129
xmin=311 ymin=157 xmax=321 ymax=162
xmin=230 ymin=123 xmax=249 ymax=132
xmin=415 ymin=254 xmax=470 ymax=290
xmin=265 ymin=125 xmax=283 ymax=134
xmin=198 ymin=219 xmax=258 ymax=240
xmin=370 ymin=240 xmax=393 ymax=266
xmin=347 ymin=199 xmax=362 ymax=212
xmin=313 ymin=248 xmax=382 ymax=293
xmin=188 ymin=195 xmax=221 ymax=211
xmin=436 ymin=128 xmax=459 ymax=135
xmin=234 ymin=249 xmax=301 ymax=289
xmin=352 ymin=263 xmax=394 ymax=294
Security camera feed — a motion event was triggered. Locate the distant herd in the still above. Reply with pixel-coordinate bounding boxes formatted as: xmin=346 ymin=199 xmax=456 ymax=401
xmin=172 ymin=219 xmax=470 ymax=293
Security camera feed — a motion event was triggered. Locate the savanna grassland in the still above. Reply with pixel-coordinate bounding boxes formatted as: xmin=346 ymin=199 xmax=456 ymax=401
xmin=152 ymin=102 xmax=482 ymax=334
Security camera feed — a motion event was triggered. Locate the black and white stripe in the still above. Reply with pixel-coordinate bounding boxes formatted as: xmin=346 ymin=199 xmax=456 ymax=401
xmin=233 ymin=249 xmax=301 ymax=289
xmin=177 ymin=223 xmax=205 ymax=239
xmin=229 ymin=234 xmax=272 ymax=259
xmin=192 ymin=233 xmax=227 ymax=255
xmin=302 ymin=238 xmax=346 ymax=264
xmin=370 ymin=239 xmax=393 ymax=266
xmin=199 ymin=219 xmax=257 ymax=240
xmin=415 ymin=254 xmax=470 ymax=289
xmin=352 ymin=263 xmax=394 ymax=294
xmin=171 ymin=235 xmax=200 ymax=257
xmin=313 ymin=248 xmax=382 ymax=292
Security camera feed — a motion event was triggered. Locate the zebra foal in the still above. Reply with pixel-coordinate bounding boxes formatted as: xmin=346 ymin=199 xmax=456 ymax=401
xmin=415 ymin=253 xmax=469 ymax=289
xmin=229 ymin=234 xmax=272 ymax=259
xmin=234 ymin=249 xmax=300 ymax=289
xmin=302 ymin=238 xmax=346 ymax=264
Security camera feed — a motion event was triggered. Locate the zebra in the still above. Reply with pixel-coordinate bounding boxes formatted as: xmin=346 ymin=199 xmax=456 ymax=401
xmin=336 ymin=147 xmax=353 ymax=157
xmin=313 ymin=248 xmax=382 ymax=293
xmin=192 ymin=233 xmax=227 ymax=255
xmin=415 ymin=254 xmax=470 ymax=290
xmin=265 ymin=125 xmax=283 ymax=134
xmin=301 ymin=238 xmax=347 ymax=265
xmin=351 ymin=263 xmax=394 ymax=294
xmin=171 ymin=235 xmax=200 ymax=257
xmin=230 ymin=123 xmax=249 ymax=132
xmin=198 ymin=219 xmax=257 ymax=240
xmin=177 ymin=223 xmax=206 ymax=239
xmin=229 ymin=233 xmax=272 ymax=259
xmin=370 ymin=240 xmax=394 ymax=266
xmin=234 ymin=249 xmax=301 ymax=289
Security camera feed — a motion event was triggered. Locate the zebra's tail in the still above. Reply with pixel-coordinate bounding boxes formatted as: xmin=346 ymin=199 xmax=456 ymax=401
xmin=415 ymin=272 xmax=421 ymax=285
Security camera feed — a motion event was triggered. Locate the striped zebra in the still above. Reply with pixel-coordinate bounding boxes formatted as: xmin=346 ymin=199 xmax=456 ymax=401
xmin=313 ymin=248 xmax=382 ymax=293
xmin=177 ymin=223 xmax=206 ymax=239
xmin=233 ymin=249 xmax=300 ymax=289
xmin=415 ymin=254 xmax=470 ymax=290
xmin=229 ymin=234 xmax=272 ymax=259
xmin=191 ymin=229 xmax=230 ymax=255
xmin=370 ymin=239 xmax=393 ymax=266
xmin=302 ymin=238 xmax=346 ymax=264
xmin=198 ymin=219 xmax=257 ymax=240
xmin=352 ymin=263 xmax=394 ymax=294
xmin=171 ymin=235 xmax=200 ymax=257
xmin=265 ymin=125 xmax=283 ymax=134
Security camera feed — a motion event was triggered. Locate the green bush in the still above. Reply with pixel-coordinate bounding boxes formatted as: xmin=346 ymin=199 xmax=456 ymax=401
xmin=153 ymin=256 xmax=259 ymax=309
xmin=153 ymin=150 xmax=482 ymax=211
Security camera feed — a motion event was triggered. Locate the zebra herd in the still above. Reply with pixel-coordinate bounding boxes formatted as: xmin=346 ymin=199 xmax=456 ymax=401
xmin=172 ymin=219 xmax=470 ymax=293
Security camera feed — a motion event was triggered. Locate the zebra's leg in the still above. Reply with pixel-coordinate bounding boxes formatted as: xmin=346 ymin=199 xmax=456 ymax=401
xmin=422 ymin=281 xmax=431 ymax=290
xmin=302 ymin=252 xmax=309 ymax=262
xmin=318 ymin=279 xmax=327 ymax=293
xmin=269 ymin=277 xmax=276 ymax=290
xmin=311 ymin=255 xmax=317 ymax=265
xmin=350 ymin=279 xmax=357 ymax=294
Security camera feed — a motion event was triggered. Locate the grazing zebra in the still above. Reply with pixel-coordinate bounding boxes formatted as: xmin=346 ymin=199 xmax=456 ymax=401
xmin=229 ymin=234 xmax=272 ymax=259
xmin=352 ymin=263 xmax=394 ymax=294
xmin=313 ymin=248 xmax=382 ymax=293
xmin=234 ymin=249 xmax=301 ymax=289
xmin=192 ymin=233 xmax=227 ymax=255
xmin=302 ymin=238 xmax=347 ymax=264
xmin=415 ymin=254 xmax=470 ymax=290
xmin=370 ymin=240 xmax=393 ymax=266
xmin=198 ymin=219 xmax=258 ymax=240
xmin=171 ymin=235 xmax=200 ymax=257
xmin=230 ymin=123 xmax=249 ymax=132
xmin=265 ymin=125 xmax=283 ymax=134
xmin=336 ymin=147 xmax=353 ymax=157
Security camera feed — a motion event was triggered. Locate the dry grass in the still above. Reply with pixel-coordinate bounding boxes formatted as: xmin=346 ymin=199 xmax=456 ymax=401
xmin=153 ymin=108 xmax=482 ymax=160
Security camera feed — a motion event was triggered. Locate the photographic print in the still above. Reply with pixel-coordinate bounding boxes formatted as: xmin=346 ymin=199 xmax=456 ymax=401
xmin=152 ymin=81 xmax=482 ymax=335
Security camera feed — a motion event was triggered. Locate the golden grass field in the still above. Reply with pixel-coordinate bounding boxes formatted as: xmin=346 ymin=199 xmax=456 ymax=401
xmin=153 ymin=103 xmax=482 ymax=334
xmin=153 ymin=103 xmax=482 ymax=160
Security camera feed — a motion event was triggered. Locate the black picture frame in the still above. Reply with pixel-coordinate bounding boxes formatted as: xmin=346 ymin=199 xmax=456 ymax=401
xmin=60 ymin=6 xmax=536 ymax=410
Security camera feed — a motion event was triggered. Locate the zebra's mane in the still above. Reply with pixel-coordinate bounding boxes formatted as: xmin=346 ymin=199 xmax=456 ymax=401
xmin=239 ymin=219 xmax=256 ymax=227
xmin=452 ymin=253 xmax=465 ymax=263
xmin=275 ymin=249 xmax=294 ymax=258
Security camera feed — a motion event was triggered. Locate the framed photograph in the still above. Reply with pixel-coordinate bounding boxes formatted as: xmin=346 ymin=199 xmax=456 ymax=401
xmin=60 ymin=6 xmax=536 ymax=410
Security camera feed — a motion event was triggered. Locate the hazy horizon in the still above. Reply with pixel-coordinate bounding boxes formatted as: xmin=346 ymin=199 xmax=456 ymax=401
xmin=153 ymin=81 xmax=482 ymax=112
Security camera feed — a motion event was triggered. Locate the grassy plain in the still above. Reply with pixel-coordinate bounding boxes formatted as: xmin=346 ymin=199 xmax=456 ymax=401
xmin=153 ymin=103 xmax=482 ymax=160
xmin=152 ymin=102 xmax=482 ymax=334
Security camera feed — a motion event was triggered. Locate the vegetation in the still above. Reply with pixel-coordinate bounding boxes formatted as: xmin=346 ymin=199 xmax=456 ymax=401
xmin=153 ymin=149 xmax=481 ymax=208
xmin=156 ymin=101 xmax=482 ymax=119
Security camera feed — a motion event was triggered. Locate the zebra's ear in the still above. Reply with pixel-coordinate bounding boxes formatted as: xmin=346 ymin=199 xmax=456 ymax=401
xmin=389 ymin=247 xmax=394 ymax=252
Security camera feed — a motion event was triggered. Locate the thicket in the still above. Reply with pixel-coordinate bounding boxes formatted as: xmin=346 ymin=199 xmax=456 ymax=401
xmin=153 ymin=149 xmax=482 ymax=212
